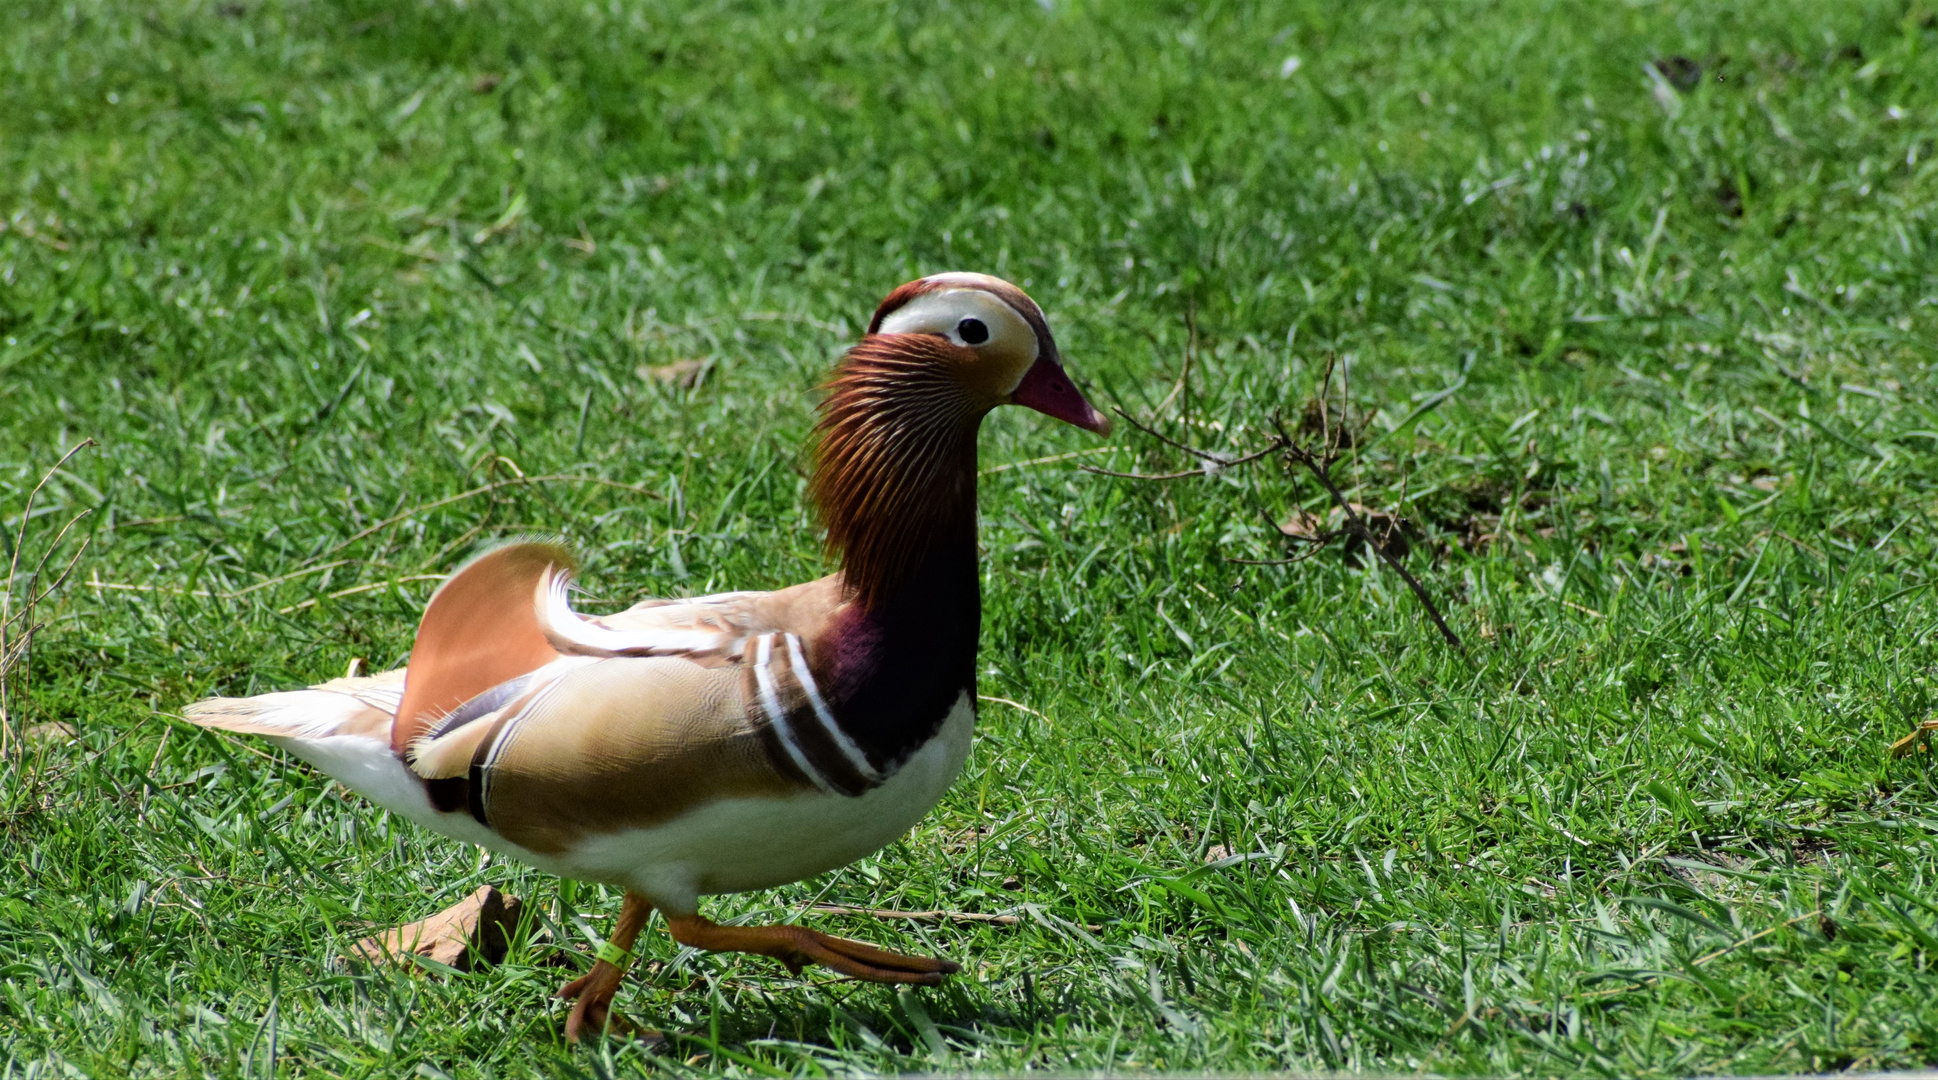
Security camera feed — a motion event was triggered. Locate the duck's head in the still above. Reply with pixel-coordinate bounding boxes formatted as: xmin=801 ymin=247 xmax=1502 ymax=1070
xmin=859 ymin=272 xmax=1111 ymax=435
xmin=814 ymin=273 xmax=1109 ymax=605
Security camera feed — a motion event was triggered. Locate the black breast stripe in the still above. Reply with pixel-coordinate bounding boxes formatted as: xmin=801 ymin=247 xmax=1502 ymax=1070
xmin=745 ymin=633 xmax=882 ymax=798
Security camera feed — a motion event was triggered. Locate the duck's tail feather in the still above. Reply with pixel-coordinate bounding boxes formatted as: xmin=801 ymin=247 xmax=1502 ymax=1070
xmin=184 ymin=669 xmax=405 ymax=738
xmin=181 ymin=670 xmax=451 ymax=825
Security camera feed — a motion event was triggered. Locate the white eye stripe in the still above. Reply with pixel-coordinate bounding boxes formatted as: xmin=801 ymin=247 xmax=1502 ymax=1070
xmin=876 ymin=289 xmax=1039 ymax=360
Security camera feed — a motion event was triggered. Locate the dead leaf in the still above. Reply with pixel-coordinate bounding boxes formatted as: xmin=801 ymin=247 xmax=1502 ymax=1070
xmin=24 ymin=722 xmax=77 ymax=746
xmin=347 ymin=886 xmax=524 ymax=973
xmin=637 ymin=359 xmax=707 ymax=389
xmin=1276 ymin=509 xmax=1327 ymax=542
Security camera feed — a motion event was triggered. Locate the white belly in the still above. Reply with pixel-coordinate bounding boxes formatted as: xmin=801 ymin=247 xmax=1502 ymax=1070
xmin=561 ymin=691 xmax=976 ymax=914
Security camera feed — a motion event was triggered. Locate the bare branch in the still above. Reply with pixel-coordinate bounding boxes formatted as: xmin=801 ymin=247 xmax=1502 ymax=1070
xmin=1109 ymin=408 xmax=1290 ymax=469
xmin=1080 ymin=466 xmax=1213 ymax=481
xmin=1283 ymin=442 xmax=1466 ymax=653
xmin=1201 ymin=444 xmax=1286 ymax=469
xmin=1318 ymin=353 xmax=1336 ymax=454
xmin=1111 ymin=408 xmax=1232 ymax=462
xmin=1094 ymin=358 xmax=1464 ymax=655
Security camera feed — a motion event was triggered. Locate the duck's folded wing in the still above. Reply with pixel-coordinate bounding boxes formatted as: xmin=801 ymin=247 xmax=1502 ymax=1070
xmin=443 ymin=654 xmax=808 ymax=856
xmin=390 ymin=542 xmax=582 ymax=755
xmin=188 ymin=542 xmax=830 ymax=843
xmin=393 ymin=542 xmax=789 ymax=753
xmin=393 ymin=542 xmax=854 ymax=846
xmin=540 ymin=586 xmax=768 ymax=667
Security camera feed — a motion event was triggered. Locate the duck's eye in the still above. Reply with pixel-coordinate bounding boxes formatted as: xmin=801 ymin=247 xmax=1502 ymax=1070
xmin=956 ymin=317 xmax=989 ymax=345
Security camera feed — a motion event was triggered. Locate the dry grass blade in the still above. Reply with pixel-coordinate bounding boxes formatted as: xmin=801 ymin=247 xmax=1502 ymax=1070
xmin=305 ymin=473 xmax=663 ymax=566
xmin=2 ymin=439 xmax=97 ymax=761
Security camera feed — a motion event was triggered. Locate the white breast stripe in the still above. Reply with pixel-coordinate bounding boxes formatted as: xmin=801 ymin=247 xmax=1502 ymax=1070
xmin=755 ymin=634 xmax=836 ymax=794
xmin=783 ymin=632 xmax=883 ymax=782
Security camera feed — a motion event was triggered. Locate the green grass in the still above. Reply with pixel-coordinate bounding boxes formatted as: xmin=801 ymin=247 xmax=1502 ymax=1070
xmin=5 ymin=0 xmax=1938 ymax=1074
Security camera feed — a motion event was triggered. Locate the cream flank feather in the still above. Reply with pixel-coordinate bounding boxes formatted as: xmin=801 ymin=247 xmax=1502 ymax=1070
xmin=182 ymin=272 xmax=1109 ymax=1041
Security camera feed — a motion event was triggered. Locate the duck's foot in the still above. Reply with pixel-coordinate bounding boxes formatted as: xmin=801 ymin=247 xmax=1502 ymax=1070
xmin=553 ymin=967 xmax=666 ymax=1045
xmin=557 ymin=963 xmax=622 ymax=1040
xmin=559 ymin=891 xmax=655 ymax=1043
xmin=664 ymin=913 xmax=960 ymax=985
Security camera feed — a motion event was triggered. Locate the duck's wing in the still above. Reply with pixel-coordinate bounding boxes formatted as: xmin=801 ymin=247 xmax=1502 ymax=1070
xmin=391 ymin=543 xmax=880 ymax=846
xmin=391 ymin=542 xmax=829 ymax=752
xmin=190 ymin=542 xmax=855 ymax=843
xmin=183 ymin=667 xmax=405 ymax=740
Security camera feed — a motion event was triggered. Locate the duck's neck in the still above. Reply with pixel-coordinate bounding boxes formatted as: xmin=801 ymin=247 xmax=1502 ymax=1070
xmin=811 ymin=335 xmax=986 ymax=611
xmin=809 ymin=336 xmax=987 ymax=764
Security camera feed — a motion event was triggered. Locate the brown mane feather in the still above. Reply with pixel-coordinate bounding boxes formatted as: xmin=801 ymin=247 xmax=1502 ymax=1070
xmin=812 ymin=334 xmax=982 ymax=609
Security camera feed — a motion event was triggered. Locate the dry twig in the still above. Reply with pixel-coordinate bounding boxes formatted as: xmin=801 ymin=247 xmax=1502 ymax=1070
xmin=1268 ymin=407 xmax=1465 ymax=653
xmin=1097 ymin=359 xmax=1465 ymax=653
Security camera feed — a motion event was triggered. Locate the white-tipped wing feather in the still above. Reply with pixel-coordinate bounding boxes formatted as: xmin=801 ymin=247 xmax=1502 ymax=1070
xmin=183 ymin=671 xmax=457 ymax=831
xmin=539 ymin=569 xmax=767 ymax=663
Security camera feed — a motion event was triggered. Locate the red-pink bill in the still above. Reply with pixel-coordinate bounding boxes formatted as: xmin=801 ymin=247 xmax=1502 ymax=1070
xmin=1011 ymin=354 xmax=1111 ymax=435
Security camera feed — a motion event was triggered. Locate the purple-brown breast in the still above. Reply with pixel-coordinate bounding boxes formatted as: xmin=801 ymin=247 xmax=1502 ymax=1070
xmin=810 ymin=534 xmax=982 ymax=775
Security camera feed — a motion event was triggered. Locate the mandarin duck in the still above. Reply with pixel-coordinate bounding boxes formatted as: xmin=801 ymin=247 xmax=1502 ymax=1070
xmin=184 ymin=273 xmax=1109 ymax=1039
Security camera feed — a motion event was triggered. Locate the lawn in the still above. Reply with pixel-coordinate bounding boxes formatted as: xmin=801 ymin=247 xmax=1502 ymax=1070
xmin=4 ymin=0 xmax=1938 ymax=1074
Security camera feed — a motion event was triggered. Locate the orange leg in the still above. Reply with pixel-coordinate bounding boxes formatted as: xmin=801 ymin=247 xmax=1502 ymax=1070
xmin=557 ymin=891 xmax=654 ymax=1042
xmin=664 ymin=913 xmax=959 ymax=985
